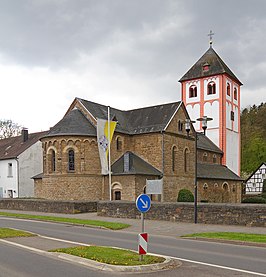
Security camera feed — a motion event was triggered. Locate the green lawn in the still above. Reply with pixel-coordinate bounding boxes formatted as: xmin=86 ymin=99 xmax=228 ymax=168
xmin=0 ymin=212 xmax=130 ymax=230
xmin=182 ymin=232 xmax=266 ymax=243
xmin=0 ymin=228 xmax=36 ymax=238
xmin=50 ymin=245 xmax=165 ymax=266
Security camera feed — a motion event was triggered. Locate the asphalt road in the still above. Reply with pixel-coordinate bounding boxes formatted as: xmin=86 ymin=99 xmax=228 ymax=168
xmin=0 ymin=217 xmax=265 ymax=276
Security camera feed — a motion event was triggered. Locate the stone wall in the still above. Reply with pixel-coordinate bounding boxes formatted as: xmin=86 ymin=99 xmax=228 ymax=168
xmin=97 ymin=201 xmax=266 ymax=227
xmin=0 ymin=199 xmax=97 ymax=214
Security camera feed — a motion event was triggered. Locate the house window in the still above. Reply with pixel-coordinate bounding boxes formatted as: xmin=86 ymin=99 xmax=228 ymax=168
xmin=116 ymin=137 xmax=122 ymax=151
xmin=203 ymin=183 xmax=208 ymax=190
xmin=68 ymin=149 xmax=75 ymax=171
xmin=184 ymin=148 xmax=189 ymax=172
xmin=8 ymin=163 xmax=13 ymax=177
xmin=203 ymin=152 xmax=208 ymax=162
xmin=207 ymin=82 xmax=216 ymax=95
xmin=213 ymin=154 xmax=217 ymax=163
xmin=227 ymin=83 xmax=230 ymax=96
xmin=178 ymin=120 xmax=183 ymax=132
xmin=234 ymin=88 xmax=238 ymax=100
xmin=189 ymin=85 xmax=197 ymax=98
xmin=172 ymin=146 xmax=177 ymax=172
xmin=51 ymin=150 xmax=56 ymax=172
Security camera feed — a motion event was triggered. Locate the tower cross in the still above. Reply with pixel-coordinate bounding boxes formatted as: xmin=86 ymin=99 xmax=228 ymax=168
xmin=207 ymin=30 xmax=215 ymax=46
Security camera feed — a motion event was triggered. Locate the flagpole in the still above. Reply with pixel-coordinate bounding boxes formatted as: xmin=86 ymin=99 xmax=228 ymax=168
xmin=108 ymin=106 xmax=112 ymax=201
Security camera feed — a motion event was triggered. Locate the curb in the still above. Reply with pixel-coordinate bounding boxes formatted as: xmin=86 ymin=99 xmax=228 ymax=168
xmin=51 ymin=252 xmax=181 ymax=272
xmin=1 ymin=236 xmax=181 ymax=273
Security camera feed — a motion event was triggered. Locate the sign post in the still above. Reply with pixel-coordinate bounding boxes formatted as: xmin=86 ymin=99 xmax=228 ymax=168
xmin=136 ymin=194 xmax=151 ymax=261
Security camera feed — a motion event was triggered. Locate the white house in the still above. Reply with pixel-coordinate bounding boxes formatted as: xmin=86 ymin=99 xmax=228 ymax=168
xmin=0 ymin=129 xmax=47 ymax=198
xmin=245 ymin=162 xmax=266 ymax=194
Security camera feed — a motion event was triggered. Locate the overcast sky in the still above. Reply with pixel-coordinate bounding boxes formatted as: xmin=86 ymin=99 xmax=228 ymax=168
xmin=0 ymin=0 xmax=265 ymax=132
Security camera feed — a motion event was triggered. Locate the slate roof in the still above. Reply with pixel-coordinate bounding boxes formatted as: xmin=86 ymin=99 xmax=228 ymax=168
xmin=197 ymin=163 xmax=243 ymax=181
xmin=111 ymin=151 xmax=162 ymax=176
xmin=197 ymin=133 xmax=223 ymax=154
xmin=77 ymin=98 xmax=182 ymax=135
xmin=0 ymin=131 xmax=48 ymax=160
xmin=179 ymin=47 xmax=242 ymax=85
xmin=44 ymin=108 xmax=97 ymax=138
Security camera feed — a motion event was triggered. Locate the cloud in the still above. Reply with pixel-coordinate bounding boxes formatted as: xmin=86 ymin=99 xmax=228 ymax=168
xmin=0 ymin=0 xmax=265 ymax=131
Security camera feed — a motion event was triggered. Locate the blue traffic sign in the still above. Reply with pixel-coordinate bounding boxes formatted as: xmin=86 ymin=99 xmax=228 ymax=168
xmin=136 ymin=194 xmax=151 ymax=213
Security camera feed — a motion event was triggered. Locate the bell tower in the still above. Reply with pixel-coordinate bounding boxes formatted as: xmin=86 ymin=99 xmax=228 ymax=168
xmin=179 ymin=33 xmax=242 ymax=175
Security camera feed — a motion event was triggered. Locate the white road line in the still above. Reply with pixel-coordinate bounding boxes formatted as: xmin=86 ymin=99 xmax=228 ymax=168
xmin=0 ymin=239 xmax=46 ymax=254
xmin=167 ymin=255 xmax=266 ymax=276
xmin=0 ymin=225 xmax=265 ymax=276
xmin=36 ymin=236 xmax=266 ymax=276
xmin=39 ymin=235 xmax=90 ymax=246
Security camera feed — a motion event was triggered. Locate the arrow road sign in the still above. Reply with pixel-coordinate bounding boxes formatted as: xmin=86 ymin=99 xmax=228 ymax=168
xmin=136 ymin=194 xmax=151 ymax=213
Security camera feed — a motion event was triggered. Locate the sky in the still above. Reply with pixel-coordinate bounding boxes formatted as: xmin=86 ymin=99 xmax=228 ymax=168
xmin=0 ymin=0 xmax=265 ymax=132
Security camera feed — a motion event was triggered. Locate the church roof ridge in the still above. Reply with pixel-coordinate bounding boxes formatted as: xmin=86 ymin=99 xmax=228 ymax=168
xmin=77 ymin=98 xmax=182 ymax=135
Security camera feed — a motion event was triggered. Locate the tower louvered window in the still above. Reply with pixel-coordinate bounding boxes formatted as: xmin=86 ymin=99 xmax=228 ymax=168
xmin=207 ymin=82 xmax=216 ymax=95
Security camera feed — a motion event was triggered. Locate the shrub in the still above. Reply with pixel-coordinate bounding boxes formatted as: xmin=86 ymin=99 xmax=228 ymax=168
xmin=177 ymin=189 xmax=194 ymax=202
xmin=242 ymin=197 xmax=266 ymax=204
xmin=260 ymin=192 xmax=266 ymax=199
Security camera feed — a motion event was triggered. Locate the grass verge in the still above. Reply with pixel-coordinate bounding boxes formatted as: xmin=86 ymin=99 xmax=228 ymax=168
xmin=0 ymin=227 xmax=36 ymax=238
xmin=0 ymin=212 xmax=130 ymax=230
xmin=182 ymin=232 xmax=266 ymax=243
xmin=50 ymin=245 xmax=165 ymax=266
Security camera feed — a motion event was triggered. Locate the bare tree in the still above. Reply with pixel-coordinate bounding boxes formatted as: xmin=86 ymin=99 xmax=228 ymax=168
xmin=0 ymin=120 xmax=22 ymax=139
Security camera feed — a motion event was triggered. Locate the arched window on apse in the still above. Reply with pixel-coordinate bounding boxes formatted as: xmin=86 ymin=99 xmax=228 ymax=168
xmin=207 ymin=81 xmax=216 ymax=95
xmin=68 ymin=149 xmax=75 ymax=171
xmin=51 ymin=150 xmax=56 ymax=172
xmin=213 ymin=154 xmax=217 ymax=164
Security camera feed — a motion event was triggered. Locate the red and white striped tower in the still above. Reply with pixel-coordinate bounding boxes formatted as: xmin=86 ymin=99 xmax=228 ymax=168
xmin=179 ymin=32 xmax=242 ymax=175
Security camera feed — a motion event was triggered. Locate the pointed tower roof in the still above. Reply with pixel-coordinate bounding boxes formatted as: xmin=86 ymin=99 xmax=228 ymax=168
xmin=179 ymin=47 xmax=242 ymax=85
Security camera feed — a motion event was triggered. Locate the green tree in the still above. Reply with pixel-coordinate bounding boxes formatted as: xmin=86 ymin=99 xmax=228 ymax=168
xmin=241 ymin=102 xmax=266 ymax=175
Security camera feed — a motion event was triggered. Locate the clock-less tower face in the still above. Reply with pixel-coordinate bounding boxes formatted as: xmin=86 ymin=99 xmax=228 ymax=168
xmin=179 ymin=46 xmax=242 ymax=175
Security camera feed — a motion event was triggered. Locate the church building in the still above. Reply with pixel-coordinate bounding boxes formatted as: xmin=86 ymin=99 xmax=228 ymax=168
xmin=34 ymin=42 xmax=243 ymax=203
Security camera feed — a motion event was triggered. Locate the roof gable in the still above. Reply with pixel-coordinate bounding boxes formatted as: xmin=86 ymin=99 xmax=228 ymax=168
xmin=112 ymin=151 xmax=162 ymax=176
xmin=179 ymin=47 xmax=242 ymax=85
xmin=246 ymin=162 xmax=266 ymax=182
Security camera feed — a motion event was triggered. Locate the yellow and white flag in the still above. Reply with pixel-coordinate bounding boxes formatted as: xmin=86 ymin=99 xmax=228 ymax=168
xmin=97 ymin=118 xmax=117 ymax=175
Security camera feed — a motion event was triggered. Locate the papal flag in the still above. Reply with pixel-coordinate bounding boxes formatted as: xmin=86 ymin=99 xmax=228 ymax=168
xmin=97 ymin=118 xmax=117 ymax=175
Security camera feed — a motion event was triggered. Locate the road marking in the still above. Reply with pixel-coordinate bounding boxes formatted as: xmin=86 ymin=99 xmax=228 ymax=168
xmin=2 ymin=235 xmax=265 ymax=276
xmin=39 ymin=235 xmax=90 ymax=246
xmin=0 ymin=239 xmax=46 ymax=254
xmin=167 ymin=255 xmax=266 ymax=276
xmin=1 ymin=236 xmax=265 ymax=276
